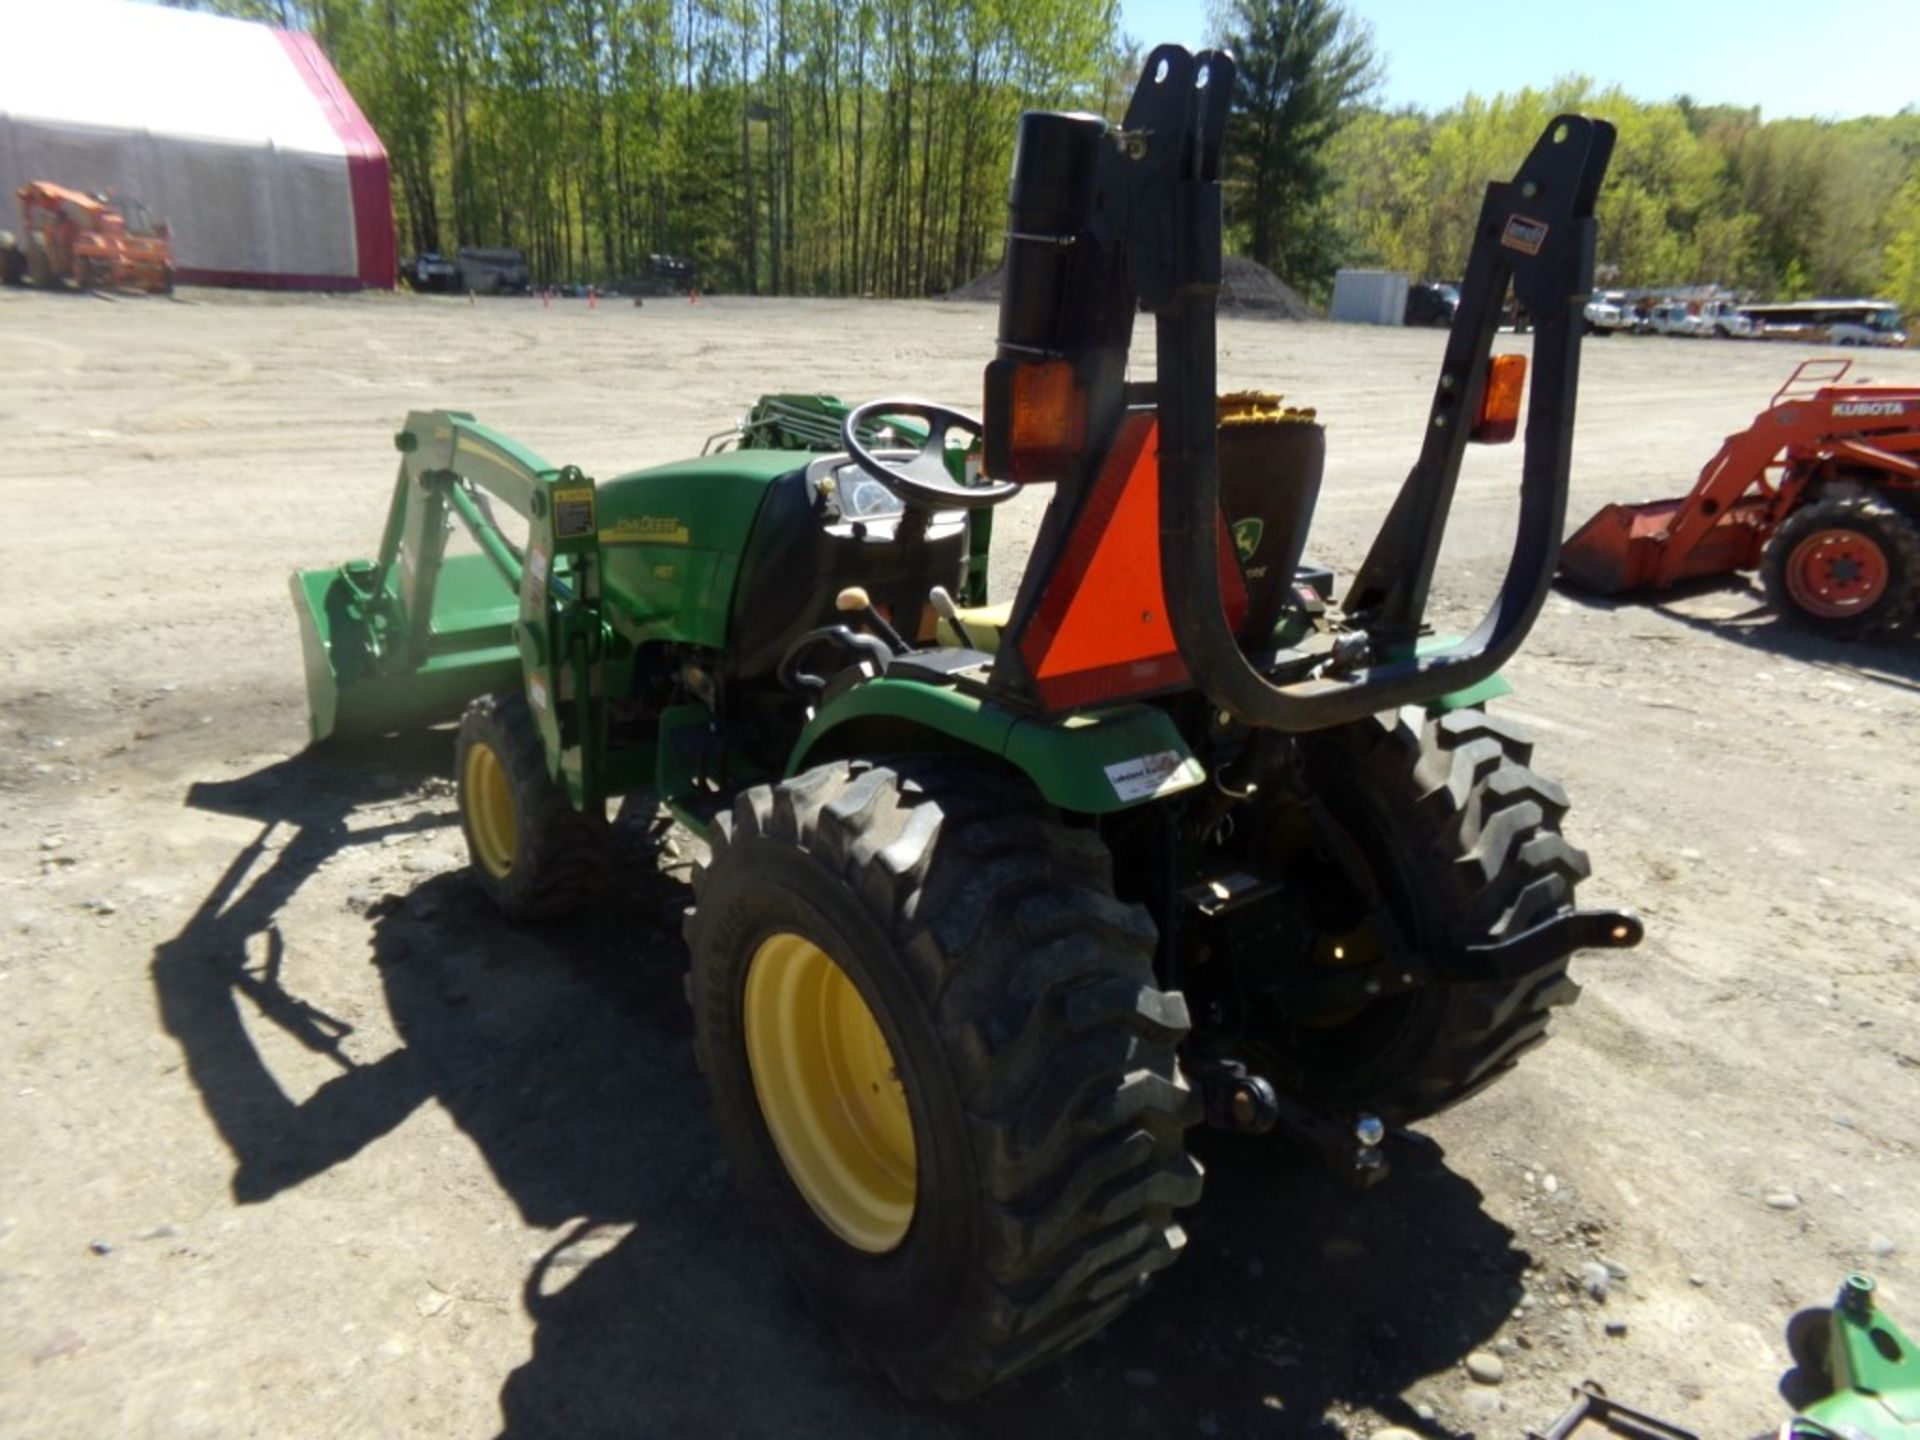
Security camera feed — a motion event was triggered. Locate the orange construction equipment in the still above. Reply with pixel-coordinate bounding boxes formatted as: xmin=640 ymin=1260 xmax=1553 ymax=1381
xmin=13 ymin=181 xmax=174 ymax=293
xmin=1559 ymin=359 xmax=1920 ymax=637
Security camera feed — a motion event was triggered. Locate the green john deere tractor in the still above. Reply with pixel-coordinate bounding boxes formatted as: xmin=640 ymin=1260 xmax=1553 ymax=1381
xmin=294 ymin=47 xmax=1636 ymax=1398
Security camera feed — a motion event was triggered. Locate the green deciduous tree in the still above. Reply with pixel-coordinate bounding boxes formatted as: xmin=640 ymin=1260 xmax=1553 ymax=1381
xmin=162 ymin=0 xmax=1920 ymax=314
xmin=1327 ymin=85 xmax=1919 ymax=306
xmin=171 ymin=0 xmax=1120 ymax=294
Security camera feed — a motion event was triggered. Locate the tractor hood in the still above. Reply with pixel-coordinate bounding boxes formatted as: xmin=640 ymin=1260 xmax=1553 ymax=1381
xmin=594 ymin=450 xmax=800 ymax=649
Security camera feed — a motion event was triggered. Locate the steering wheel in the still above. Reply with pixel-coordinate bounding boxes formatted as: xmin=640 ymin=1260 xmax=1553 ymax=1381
xmin=841 ymin=399 xmax=1019 ymax=512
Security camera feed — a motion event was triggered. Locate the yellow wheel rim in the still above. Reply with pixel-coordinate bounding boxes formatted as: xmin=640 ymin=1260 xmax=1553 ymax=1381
xmin=463 ymin=739 xmax=517 ymax=879
xmin=743 ymin=932 xmax=917 ymax=1253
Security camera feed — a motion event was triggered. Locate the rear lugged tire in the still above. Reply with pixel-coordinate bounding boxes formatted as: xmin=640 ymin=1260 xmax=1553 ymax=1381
xmin=1276 ymin=706 xmax=1591 ymax=1123
xmin=454 ymin=692 xmax=609 ymax=920
xmin=1761 ymin=482 xmax=1919 ymax=639
xmin=685 ymin=759 xmax=1202 ymax=1399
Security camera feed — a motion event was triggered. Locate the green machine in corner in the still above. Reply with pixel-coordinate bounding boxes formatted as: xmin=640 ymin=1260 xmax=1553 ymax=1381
xmin=296 ymin=45 xmax=1642 ymax=1400
xmin=1784 ymin=1275 xmax=1920 ymax=1440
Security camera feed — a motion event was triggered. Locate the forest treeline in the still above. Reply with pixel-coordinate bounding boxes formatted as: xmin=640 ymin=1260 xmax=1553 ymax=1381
xmin=172 ymin=0 xmax=1920 ymax=313
xmin=1333 ymin=85 xmax=1920 ymax=311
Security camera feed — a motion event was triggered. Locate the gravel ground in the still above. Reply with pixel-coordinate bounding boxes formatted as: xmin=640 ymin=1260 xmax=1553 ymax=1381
xmin=2 ymin=284 xmax=1916 ymax=1440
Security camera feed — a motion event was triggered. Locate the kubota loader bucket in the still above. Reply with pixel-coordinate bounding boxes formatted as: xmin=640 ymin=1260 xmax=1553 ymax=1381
xmin=1558 ymin=495 xmax=1772 ymax=594
xmin=293 ymin=553 xmax=523 ymax=744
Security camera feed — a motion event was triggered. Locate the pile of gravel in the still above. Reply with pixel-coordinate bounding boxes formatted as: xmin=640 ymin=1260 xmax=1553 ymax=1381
xmin=943 ymin=264 xmax=1006 ymax=303
xmin=1218 ymin=256 xmax=1316 ymax=320
xmin=943 ymin=254 xmax=1315 ymax=320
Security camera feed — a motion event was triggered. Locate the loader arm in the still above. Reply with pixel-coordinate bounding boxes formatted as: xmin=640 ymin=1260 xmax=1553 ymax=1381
xmin=293 ymin=411 xmax=612 ymax=810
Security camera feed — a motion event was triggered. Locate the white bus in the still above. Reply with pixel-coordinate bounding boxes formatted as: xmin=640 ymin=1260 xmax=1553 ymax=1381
xmin=1739 ymin=299 xmax=1908 ymax=347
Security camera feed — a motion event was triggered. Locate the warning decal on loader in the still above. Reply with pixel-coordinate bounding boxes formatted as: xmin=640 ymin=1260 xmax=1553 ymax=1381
xmin=553 ymin=486 xmax=596 ymax=540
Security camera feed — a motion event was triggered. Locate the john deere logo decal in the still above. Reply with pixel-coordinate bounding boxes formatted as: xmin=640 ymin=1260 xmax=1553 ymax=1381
xmin=601 ymin=515 xmax=690 ymax=545
xmin=1232 ymin=517 xmax=1264 ymax=561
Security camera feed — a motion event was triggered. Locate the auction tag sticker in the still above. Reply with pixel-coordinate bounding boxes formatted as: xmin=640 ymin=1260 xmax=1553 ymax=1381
xmin=1501 ymin=214 xmax=1549 ymax=255
xmin=1105 ymin=750 xmax=1191 ymax=803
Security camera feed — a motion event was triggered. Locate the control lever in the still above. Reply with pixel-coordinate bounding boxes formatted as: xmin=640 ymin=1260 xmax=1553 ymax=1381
xmin=927 ymin=585 xmax=974 ymax=649
xmin=835 ymin=585 xmax=910 ymax=654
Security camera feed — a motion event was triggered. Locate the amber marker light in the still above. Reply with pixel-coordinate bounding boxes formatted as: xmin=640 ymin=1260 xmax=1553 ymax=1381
xmin=997 ymin=359 xmax=1086 ymax=483
xmin=1471 ymin=353 xmax=1527 ymax=444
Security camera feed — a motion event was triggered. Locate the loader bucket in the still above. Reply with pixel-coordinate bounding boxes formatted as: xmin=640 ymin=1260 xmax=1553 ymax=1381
xmin=1558 ymin=495 xmax=1772 ymax=595
xmin=292 ymin=552 xmax=523 ymax=744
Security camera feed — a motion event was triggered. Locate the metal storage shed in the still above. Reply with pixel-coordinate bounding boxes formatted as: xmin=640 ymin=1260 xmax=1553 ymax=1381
xmin=0 ymin=0 xmax=394 ymax=289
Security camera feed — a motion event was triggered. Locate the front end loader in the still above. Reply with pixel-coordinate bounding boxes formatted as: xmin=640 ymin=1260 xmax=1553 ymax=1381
xmin=1559 ymin=358 xmax=1920 ymax=637
xmin=294 ymin=47 xmax=1635 ymax=1397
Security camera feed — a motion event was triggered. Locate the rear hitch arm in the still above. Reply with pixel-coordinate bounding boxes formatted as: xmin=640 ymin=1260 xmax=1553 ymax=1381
xmin=1270 ymin=908 xmax=1643 ymax=1024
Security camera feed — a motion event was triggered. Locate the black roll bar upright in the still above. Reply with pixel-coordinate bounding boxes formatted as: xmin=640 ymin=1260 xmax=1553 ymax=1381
xmin=1131 ymin=46 xmax=1615 ymax=730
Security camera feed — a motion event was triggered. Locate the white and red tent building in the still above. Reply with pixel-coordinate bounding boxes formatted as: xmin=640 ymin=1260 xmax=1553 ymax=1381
xmin=0 ymin=0 xmax=394 ymax=289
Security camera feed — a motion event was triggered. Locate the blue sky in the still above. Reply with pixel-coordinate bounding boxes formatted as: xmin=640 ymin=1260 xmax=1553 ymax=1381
xmin=1118 ymin=0 xmax=1918 ymax=119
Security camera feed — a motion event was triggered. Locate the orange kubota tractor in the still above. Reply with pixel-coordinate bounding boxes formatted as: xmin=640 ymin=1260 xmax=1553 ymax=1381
xmin=7 ymin=181 xmax=174 ymax=294
xmin=1559 ymin=359 xmax=1920 ymax=637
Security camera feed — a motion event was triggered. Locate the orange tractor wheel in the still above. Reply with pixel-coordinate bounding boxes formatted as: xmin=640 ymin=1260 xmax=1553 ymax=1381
xmin=1761 ymin=484 xmax=1920 ymax=639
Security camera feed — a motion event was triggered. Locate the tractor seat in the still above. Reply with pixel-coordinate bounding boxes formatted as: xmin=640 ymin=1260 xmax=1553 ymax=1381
xmin=934 ymin=600 xmax=1012 ymax=654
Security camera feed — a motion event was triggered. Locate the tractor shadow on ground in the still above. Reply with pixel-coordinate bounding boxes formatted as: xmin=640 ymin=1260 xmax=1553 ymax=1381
xmin=1554 ymin=578 xmax=1920 ymax=696
xmin=152 ymin=744 xmax=1525 ymax=1440
xmin=496 ymin=1118 xmax=1524 ymax=1440
xmin=150 ymin=733 xmax=699 ymax=1216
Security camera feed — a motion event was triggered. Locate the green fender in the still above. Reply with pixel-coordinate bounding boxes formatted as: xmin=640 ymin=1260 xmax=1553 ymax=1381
xmin=787 ymin=679 xmax=1206 ymax=815
xmin=1418 ymin=634 xmax=1513 ymax=712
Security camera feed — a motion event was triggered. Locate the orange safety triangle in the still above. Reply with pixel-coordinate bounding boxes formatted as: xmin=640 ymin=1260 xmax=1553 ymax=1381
xmin=1022 ymin=413 xmax=1248 ymax=710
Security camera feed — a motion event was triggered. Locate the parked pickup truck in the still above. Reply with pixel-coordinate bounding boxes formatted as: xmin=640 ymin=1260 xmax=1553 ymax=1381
xmin=1698 ymin=298 xmax=1755 ymax=338
xmin=1647 ymin=300 xmax=1709 ymax=337
xmin=1583 ymin=290 xmax=1633 ymax=334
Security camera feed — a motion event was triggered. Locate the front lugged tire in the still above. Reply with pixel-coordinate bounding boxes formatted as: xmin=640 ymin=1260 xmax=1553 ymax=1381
xmin=454 ymin=692 xmax=609 ymax=920
xmin=685 ymin=759 xmax=1202 ymax=1399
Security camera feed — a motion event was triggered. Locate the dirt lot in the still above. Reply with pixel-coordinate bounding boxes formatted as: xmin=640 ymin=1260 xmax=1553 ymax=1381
xmin=2 ymin=286 xmax=1916 ymax=1440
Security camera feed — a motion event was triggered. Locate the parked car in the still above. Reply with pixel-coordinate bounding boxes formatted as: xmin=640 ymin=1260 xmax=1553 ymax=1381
xmin=456 ymin=246 xmax=531 ymax=294
xmin=1403 ymin=280 xmax=1459 ymax=327
xmin=405 ymin=251 xmax=460 ymax=292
